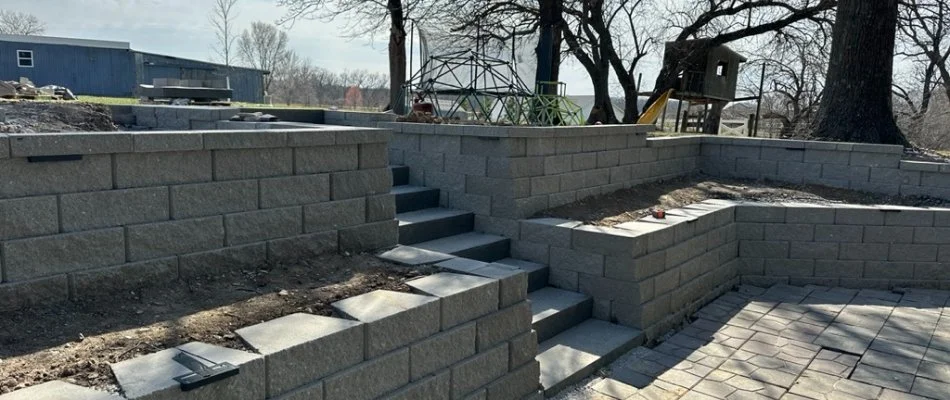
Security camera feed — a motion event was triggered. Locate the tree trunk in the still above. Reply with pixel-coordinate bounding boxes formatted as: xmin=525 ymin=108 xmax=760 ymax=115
xmin=535 ymin=0 xmax=563 ymax=94
xmin=702 ymin=101 xmax=726 ymax=134
xmin=812 ymin=0 xmax=907 ymax=145
xmin=587 ymin=69 xmax=618 ymax=124
xmin=388 ymin=0 xmax=408 ymax=114
xmin=619 ymin=81 xmax=639 ymax=124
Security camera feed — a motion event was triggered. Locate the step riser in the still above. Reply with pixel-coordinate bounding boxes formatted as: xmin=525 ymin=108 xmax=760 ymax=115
xmin=394 ymin=189 xmax=440 ymax=214
xmin=542 ymin=338 xmax=639 ymax=397
xmin=534 ymin=298 xmax=593 ymax=343
xmin=399 ymin=214 xmax=475 ymax=245
xmin=526 ymin=269 xmax=549 ymax=293
xmin=452 ymin=239 xmax=511 ymax=263
xmin=391 ymin=166 xmax=410 ymax=186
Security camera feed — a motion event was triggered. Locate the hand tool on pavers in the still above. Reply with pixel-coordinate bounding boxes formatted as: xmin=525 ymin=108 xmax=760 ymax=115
xmin=172 ymin=349 xmax=240 ymax=391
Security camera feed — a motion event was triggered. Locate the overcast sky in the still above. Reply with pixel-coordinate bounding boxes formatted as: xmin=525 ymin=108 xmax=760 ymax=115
xmin=4 ymin=0 xmax=628 ymax=95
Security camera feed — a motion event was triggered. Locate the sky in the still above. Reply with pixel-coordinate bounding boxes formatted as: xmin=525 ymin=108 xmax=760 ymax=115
xmin=3 ymin=0 xmax=632 ymax=95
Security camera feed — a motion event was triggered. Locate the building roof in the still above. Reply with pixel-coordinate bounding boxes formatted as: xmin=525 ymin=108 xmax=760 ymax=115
xmin=0 ymin=33 xmax=130 ymax=50
xmin=136 ymin=51 xmax=269 ymax=74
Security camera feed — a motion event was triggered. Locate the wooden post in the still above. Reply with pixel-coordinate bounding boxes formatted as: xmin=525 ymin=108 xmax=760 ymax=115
xmin=674 ymin=99 xmax=683 ymax=132
xmin=747 ymin=114 xmax=755 ymax=137
xmin=754 ymin=63 xmax=766 ymax=137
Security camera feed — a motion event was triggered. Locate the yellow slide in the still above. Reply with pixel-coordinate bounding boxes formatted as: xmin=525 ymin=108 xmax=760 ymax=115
xmin=637 ymin=89 xmax=674 ymax=125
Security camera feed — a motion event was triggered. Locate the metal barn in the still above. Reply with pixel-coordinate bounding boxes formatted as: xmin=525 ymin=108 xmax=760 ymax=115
xmin=0 ymin=34 xmax=267 ymax=103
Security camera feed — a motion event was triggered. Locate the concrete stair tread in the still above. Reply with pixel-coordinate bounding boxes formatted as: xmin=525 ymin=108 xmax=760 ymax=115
xmin=378 ymin=245 xmax=455 ymax=266
xmin=537 ymin=319 xmax=644 ymax=396
xmin=529 ymin=287 xmax=591 ymax=325
xmin=390 ymin=185 xmax=432 ymax=195
xmin=493 ymin=258 xmax=549 ymax=293
xmin=412 ymin=232 xmax=510 ymax=262
xmin=397 ymin=208 xmax=472 ymax=226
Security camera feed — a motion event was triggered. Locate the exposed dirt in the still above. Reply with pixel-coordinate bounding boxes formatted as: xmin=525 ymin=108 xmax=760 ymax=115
xmin=0 ymin=101 xmax=117 ymax=133
xmin=0 ymin=253 xmax=432 ymax=394
xmin=537 ymin=174 xmax=950 ymax=226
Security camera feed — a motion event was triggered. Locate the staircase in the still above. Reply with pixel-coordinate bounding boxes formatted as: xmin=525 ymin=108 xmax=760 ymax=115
xmin=381 ymin=165 xmax=644 ymax=397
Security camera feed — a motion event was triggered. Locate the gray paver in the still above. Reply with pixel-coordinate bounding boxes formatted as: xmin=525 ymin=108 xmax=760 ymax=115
xmin=332 ymin=290 xmax=440 ymax=358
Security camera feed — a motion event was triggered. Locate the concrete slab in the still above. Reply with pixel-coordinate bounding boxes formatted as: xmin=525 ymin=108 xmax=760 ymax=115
xmin=378 ymin=245 xmax=455 ymax=266
xmin=408 ymin=273 xmax=499 ymax=329
xmin=0 ymin=381 xmax=122 ymax=400
xmin=332 ymin=290 xmax=440 ymax=358
xmin=538 ymin=319 xmax=643 ymax=396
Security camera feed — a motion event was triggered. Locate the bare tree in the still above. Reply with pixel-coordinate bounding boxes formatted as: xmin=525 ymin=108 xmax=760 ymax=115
xmin=209 ymin=0 xmax=241 ymax=68
xmin=0 ymin=10 xmax=45 ymax=35
xmin=277 ymin=0 xmax=436 ymax=114
xmin=898 ymin=0 xmax=950 ymax=114
xmin=812 ymin=0 xmax=908 ymax=145
xmin=238 ymin=22 xmax=291 ymax=93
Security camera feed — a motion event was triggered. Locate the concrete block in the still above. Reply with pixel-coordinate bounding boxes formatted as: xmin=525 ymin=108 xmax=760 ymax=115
xmin=579 ymin=273 xmax=644 ymax=305
xmin=789 ymin=242 xmax=838 ymax=260
xmin=333 ymin=290 xmax=440 ymax=358
xmin=736 ymin=223 xmax=764 ymax=240
xmin=890 ymin=244 xmax=939 ymax=262
xmin=69 ymin=257 xmax=178 ymax=299
xmin=0 ymin=196 xmax=58 ymax=240
xmin=203 ymin=130 xmax=285 ymax=149
xmin=2 ymin=228 xmax=125 ymax=281
xmin=822 ymin=165 xmax=870 ymax=182
xmin=171 ymin=179 xmax=258 ymax=219
xmin=520 ymin=218 xmax=579 ymax=247
xmin=331 ymin=168 xmax=391 ymax=200
xmin=422 ymin=135 xmax=461 ymax=154
xmin=764 ymin=259 xmax=814 ymax=277
xmin=850 ymin=152 xmax=900 ymax=168
xmin=736 ymin=205 xmax=785 ymax=223
xmin=549 ymin=268 xmax=579 ymax=291
xmin=359 ymin=143 xmax=389 ymax=169
xmin=775 ymin=162 xmax=821 ymax=183
xmin=597 ymin=150 xmax=620 ymax=168
xmin=605 ymin=251 xmax=666 ymax=282
xmin=61 ymin=187 xmax=169 ymax=232
xmin=236 ymin=313 xmax=363 ymax=397
xmin=115 ymin=151 xmax=212 ymax=189
xmin=410 ymin=323 xmax=477 ymax=380
xmin=815 ymin=225 xmax=864 ymax=242
xmin=9 ymin=132 xmax=132 ymax=156
xmin=214 ymin=148 xmax=293 ymax=180
xmin=862 ymin=226 xmax=914 ymax=243
xmin=559 ymin=171 xmax=586 ymax=191
xmin=452 ymin=343 xmax=510 ymax=398
xmin=366 ymin=194 xmax=396 ymax=222
xmin=530 ymin=176 xmax=560 ymax=196
xmin=486 ymin=360 xmax=541 ymax=400
xmin=266 ymin=231 xmax=338 ymax=261
xmin=0 ymin=134 xmax=7 ymax=159
xmin=487 ymin=157 xmax=544 ymax=178
xmin=526 ymin=138 xmax=557 ymax=156
xmin=304 ymin=198 xmax=365 ymax=233
xmin=338 ymin=220 xmax=397 ymax=252
xmin=584 ymin=169 xmax=611 ymax=187
xmin=543 ymin=155 xmax=572 ymax=175
xmin=508 ymin=330 xmax=538 ymax=370
xmin=462 ymin=137 xmax=526 ymax=157
xmin=510 ymin=240 xmax=549 ymax=265
xmin=0 ymin=380 xmax=122 ymax=400
xmin=476 ymin=301 xmax=531 ymax=351
xmin=295 ymin=145 xmax=358 ymax=174
xmin=839 ymin=243 xmax=890 ymax=261
xmin=870 ymin=168 xmax=921 ymax=186
xmin=0 ymin=275 xmax=70 ymax=310
xmin=739 ymin=241 xmax=789 ymax=259
xmin=764 ymin=223 xmax=814 ymax=241
xmin=922 ymin=172 xmax=950 ymax=188
xmin=409 ymin=273 xmax=500 ymax=330
xmin=225 ymin=207 xmax=302 ymax=246
xmin=864 ymin=261 xmax=915 ymax=279
xmin=804 ymin=149 xmax=850 ymax=165
xmin=550 ymin=246 xmax=605 ymax=276
xmin=470 ymin=264 xmax=528 ymax=308
xmin=784 ymin=206 xmax=835 ymax=224
xmin=179 ymin=243 xmax=266 ymax=278
xmin=572 ymin=153 xmax=597 ymax=171
xmin=128 ymin=217 xmax=224 ymax=261
xmin=445 ymin=154 xmax=488 ymax=176
xmin=885 ymin=209 xmax=935 ymax=226
xmin=0 ymin=155 xmax=112 ymax=199
xmin=325 ymin=348 xmax=411 ymax=400
xmin=285 ymin=130 xmax=336 ymax=147
xmin=383 ymin=371 xmax=450 ymax=400
xmin=913 ymin=227 xmax=950 ymax=244
xmin=260 ymin=174 xmax=330 ymax=208
xmin=111 ymin=342 xmax=264 ymax=400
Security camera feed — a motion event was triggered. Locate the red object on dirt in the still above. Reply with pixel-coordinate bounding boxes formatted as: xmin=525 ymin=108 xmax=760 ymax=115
xmin=652 ymin=209 xmax=666 ymax=219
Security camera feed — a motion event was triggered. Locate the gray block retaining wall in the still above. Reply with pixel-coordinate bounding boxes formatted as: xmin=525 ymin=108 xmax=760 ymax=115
xmin=0 ymin=128 xmax=396 ymax=312
xmin=0 ymin=272 xmax=540 ymax=400
xmin=515 ymin=201 xmax=950 ymax=339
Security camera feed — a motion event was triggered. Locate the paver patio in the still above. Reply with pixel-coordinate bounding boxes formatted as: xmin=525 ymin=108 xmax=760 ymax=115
xmin=557 ymin=284 xmax=950 ymax=400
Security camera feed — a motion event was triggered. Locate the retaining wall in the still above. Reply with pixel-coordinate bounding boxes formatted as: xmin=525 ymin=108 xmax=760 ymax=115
xmin=0 ymin=128 xmax=396 ymax=311
xmin=513 ymin=201 xmax=740 ymax=338
xmin=109 ymin=105 xmax=242 ymax=130
xmin=2 ymin=272 xmax=540 ymax=400
xmin=701 ymin=136 xmax=950 ymax=198
xmin=382 ymin=122 xmax=694 ymax=234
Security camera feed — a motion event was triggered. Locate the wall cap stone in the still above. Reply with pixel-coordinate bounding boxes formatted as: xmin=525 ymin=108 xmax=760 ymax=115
xmin=381 ymin=122 xmax=654 ymax=138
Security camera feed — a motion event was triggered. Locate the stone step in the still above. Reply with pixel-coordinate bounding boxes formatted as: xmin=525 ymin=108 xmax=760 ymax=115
xmin=391 ymin=185 xmax=440 ymax=214
xmin=412 ymin=232 xmax=510 ymax=263
xmin=537 ymin=320 xmax=644 ymax=397
xmin=529 ymin=287 xmax=593 ymax=343
xmin=391 ymin=165 xmax=410 ymax=187
xmin=397 ymin=208 xmax=474 ymax=245
xmin=493 ymin=258 xmax=549 ymax=293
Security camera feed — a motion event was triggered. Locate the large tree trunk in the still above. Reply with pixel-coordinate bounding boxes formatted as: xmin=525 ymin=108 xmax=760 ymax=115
xmin=587 ymin=66 xmax=618 ymax=124
xmin=812 ymin=0 xmax=907 ymax=145
xmin=388 ymin=0 xmax=408 ymax=114
xmin=536 ymin=0 xmax=563 ymax=93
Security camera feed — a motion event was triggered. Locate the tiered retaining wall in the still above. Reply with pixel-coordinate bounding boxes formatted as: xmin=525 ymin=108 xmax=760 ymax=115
xmin=0 ymin=128 xmax=395 ymax=311
xmin=381 ymin=122 xmax=696 ymax=236
xmin=1 ymin=272 xmax=540 ymax=400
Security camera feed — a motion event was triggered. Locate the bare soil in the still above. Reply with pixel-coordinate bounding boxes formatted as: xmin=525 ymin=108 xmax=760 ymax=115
xmin=0 ymin=101 xmax=117 ymax=133
xmin=0 ymin=253 xmax=432 ymax=394
xmin=537 ymin=174 xmax=950 ymax=226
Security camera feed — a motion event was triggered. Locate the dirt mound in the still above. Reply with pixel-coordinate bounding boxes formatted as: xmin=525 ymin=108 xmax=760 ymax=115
xmin=0 ymin=101 xmax=117 ymax=133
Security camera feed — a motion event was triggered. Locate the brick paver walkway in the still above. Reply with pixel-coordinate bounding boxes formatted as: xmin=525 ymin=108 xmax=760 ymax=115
xmin=556 ymin=284 xmax=950 ymax=400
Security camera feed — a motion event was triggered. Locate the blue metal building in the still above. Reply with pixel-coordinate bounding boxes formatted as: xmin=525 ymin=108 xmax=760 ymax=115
xmin=0 ymin=34 xmax=267 ymax=103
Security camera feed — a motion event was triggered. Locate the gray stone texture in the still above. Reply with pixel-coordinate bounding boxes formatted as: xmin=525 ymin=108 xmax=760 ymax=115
xmin=408 ymin=273 xmax=500 ymax=329
xmin=128 ymin=217 xmax=225 ymax=261
xmin=332 ymin=290 xmax=441 ymax=358
xmin=171 ymin=180 xmax=258 ymax=219
xmin=331 ymin=168 xmax=391 ymax=200
xmin=266 ymin=231 xmax=338 ymax=261
xmin=452 ymin=343 xmax=510 ymax=398
xmin=476 ymin=301 xmax=532 ymax=351
xmin=213 ymin=148 xmax=293 ymax=180
xmin=338 ymin=220 xmax=398 ymax=252
xmin=0 ymin=155 xmax=112 ymax=199
xmin=0 ymin=195 xmax=58 ymax=240
xmin=115 ymin=151 xmax=212 ymax=189
xmin=410 ymin=322 xmax=477 ymax=380
xmin=236 ymin=313 xmax=364 ymax=397
xmin=69 ymin=257 xmax=179 ymax=299
xmin=178 ymin=243 xmax=266 ymax=278
xmin=225 ymin=207 xmax=302 ymax=246
xmin=61 ymin=187 xmax=170 ymax=232
xmin=260 ymin=174 xmax=330 ymax=208
xmin=324 ymin=348 xmax=410 ymax=400
xmin=304 ymin=198 xmax=366 ymax=232
xmin=2 ymin=228 xmax=125 ymax=281
xmin=295 ymin=145 xmax=358 ymax=174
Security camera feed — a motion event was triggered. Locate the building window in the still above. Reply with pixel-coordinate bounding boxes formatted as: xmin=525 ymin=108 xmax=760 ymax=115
xmin=17 ymin=50 xmax=33 ymax=68
xmin=716 ymin=61 xmax=729 ymax=77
